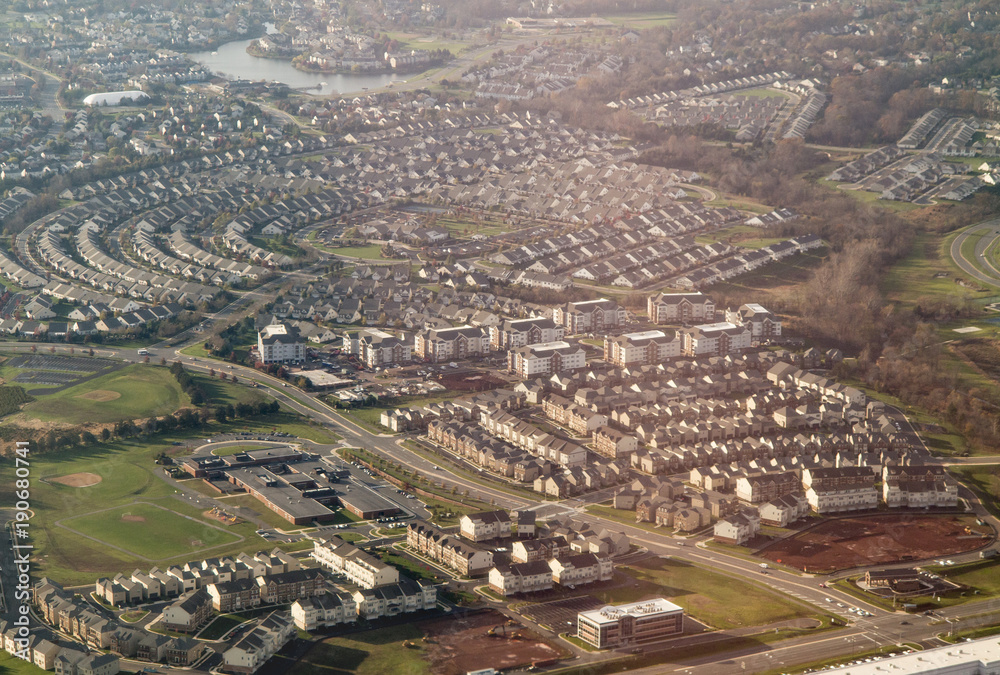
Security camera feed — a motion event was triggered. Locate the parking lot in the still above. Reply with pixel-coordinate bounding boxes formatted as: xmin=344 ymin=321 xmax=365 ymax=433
xmin=519 ymin=595 xmax=605 ymax=632
xmin=6 ymin=354 xmax=114 ymax=371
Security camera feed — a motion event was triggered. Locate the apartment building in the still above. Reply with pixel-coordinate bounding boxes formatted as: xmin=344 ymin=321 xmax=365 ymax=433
xmin=414 ymin=325 xmax=488 ymax=362
xmin=257 ymin=323 xmax=305 ymax=364
xmin=508 ymin=340 xmax=586 ymax=377
xmin=647 ymin=292 xmax=715 ymax=325
xmin=554 ymin=299 xmax=627 ymax=334
xmin=604 ymin=330 xmax=680 ymax=367
xmin=490 ymin=317 xmax=565 ymax=350
xmin=678 ymin=322 xmax=752 ymax=357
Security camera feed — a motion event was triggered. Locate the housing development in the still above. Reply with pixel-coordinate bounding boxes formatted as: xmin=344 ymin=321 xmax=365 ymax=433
xmin=5 ymin=0 xmax=1000 ymax=675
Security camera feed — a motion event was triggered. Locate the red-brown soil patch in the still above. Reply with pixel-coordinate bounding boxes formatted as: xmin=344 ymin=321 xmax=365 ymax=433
xmin=423 ymin=610 xmax=567 ymax=675
xmin=758 ymin=514 xmax=991 ymax=573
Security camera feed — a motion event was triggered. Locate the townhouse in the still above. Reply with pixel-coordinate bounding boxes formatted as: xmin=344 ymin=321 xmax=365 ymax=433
xmin=290 ymin=592 xmax=358 ymax=631
xmin=882 ymin=464 xmax=959 ymax=508
xmin=407 ymin=521 xmax=495 ymax=576
xmin=802 ymin=466 xmax=878 ymax=514
xmin=725 ymin=303 xmax=781 ymax=343
xmin=352 ymin=578 xmax=437 ymax=620
xmin=222 ymin=612 xmax=294 ymax=674
xmin=311 ymin=536 xmax=400 ymax=589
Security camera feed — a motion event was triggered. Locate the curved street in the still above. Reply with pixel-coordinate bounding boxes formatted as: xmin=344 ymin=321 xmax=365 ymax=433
xmin=948 ymin=218 xmax=1000 ymax=289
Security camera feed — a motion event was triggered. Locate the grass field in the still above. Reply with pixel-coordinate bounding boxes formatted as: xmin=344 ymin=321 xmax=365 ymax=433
xmin=928 ymin=558 xmax=1000 ymax=596
xmin=287 ymin=624 xmax=429 ymax=675
xmin=0 ymin=432 xmax=312 ymax=584
xmin=0 ymin=652 xmax=46 ymax=675
xmin=19 ymin=365 xmax=188 ymax=424
xmin=948 ymin=466 xmax=1000 ymax=518
xmin=602 ymin=12 xmax=676 ymax=28
xmin=63 ymin=502 xmax=242 ymax=559
xmin=605 ymin=558 xmax=814 ymax=629
xmin=882 ymin=231 xmax=987 ymax=308
xmin=327 ymin=244 xmax=390 ymax=260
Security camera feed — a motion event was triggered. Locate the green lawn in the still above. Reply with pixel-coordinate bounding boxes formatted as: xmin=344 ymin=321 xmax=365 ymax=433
xmin=602 ymin=12 xmax=676 ymax=28
xmin=198 ymin=614 xmax=246 ymax=640
xmin=604 ymin=558 xmax=815 ymax=630
xmin=210 ymin=443 xmax=272 ymax=456
xmin=948 ymin=466 xmax=1000 ymax=518
xmin=382 ymin=551 xmax=447 ymax=583
xmin=62 ymin=502 xmax=242 ymax=559
xmin=0 ymin=434 xmax=310 ymax=584
xmin=327 ymin=244 xmax=391 ymax=260
xmin=930 ymin=558 xmax=1000 ymax=596
xmin=19 ymin=365 xmax=188 ymax=424
xmin=882 ymin=231 xmax=986 ymax=308
xmin=287 ymin=624 xmax=430 ymax=675
xmin=0 ymin=652 xmax=46 ymax=675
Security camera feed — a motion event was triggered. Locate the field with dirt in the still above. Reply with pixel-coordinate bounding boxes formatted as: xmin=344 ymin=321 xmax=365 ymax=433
xmin=436 ymin=371 xmax=509 ymax=392
xmin=758 ymin=514 xmax=991 ymax=573
xmin=422 ymin=610 xmax=566 ymax=674
xmin=50 ymin=472 xmax=103 ymax=487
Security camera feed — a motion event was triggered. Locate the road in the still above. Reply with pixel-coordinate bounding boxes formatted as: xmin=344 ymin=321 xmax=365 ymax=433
xmin=8 ymin=337 xmax=1000 ymax=673
xmin=949 ymin=218 xmax=1000 ymax=289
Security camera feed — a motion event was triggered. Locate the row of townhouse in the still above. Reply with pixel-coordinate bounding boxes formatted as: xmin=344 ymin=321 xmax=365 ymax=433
xmin=406 ymin=521 xmax=494 ymax=576
xmin=488 ymin=553 xmax=613 ymax=596
xmin=672 ymin=235 xmax=823 ymax=290
xmin=32 ymin=579 xmax=202 ymax=668
xmin=94 ymin=550 xmax=300 ymax=605
xmin=767 ymin=362 xmax=867 ymax=407
xmin=75 ymin=227 xmax=218 ymax=301
xmin=426 ymin=419 xmax=557 ymax=483
xmin=311 ymin=536 xmax=400 ymax=588
xmin=533 ymin=464 xmax=626 ymax=499
xmin=459 ymin=510 xmax=536 ymax=541
xmin=36 ymin=229 xmax=214 ymax=306
xmin=383 ymin=387 xmax=526 ymax=433
xmin=479 ymin=407 xmax=588 ymax=467
xmin=222 ymin=612 xmax=294 ymax=674
xmin=206 ymin=569 xmax=327 ymax=612
xmin=291 ymin=578 xmax=437 ymax=630
xmin=0 ymin=616 xmax=120 ymax=675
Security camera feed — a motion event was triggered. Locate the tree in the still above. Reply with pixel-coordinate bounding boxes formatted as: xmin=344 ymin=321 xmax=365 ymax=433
xmin=215 ymin=406 xmax=228 ymax=424
xmin=100 ymin=428 xmax=111 ymax=441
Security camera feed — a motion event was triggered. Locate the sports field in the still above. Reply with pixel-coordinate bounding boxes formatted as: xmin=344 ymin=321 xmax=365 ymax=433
xmin=20 ymin=365 xmax=188 ymax=424
xmin=62 ymin=502 xmax=241 ymax=559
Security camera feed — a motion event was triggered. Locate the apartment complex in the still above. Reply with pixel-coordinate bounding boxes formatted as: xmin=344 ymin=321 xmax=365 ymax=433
xmin=257 ymin=323 xmax=305 ymax=364
xmin=554 ymin=298 xmax=627 ymax=334
xmin=647 ymin=292 xmax=715 ymax=324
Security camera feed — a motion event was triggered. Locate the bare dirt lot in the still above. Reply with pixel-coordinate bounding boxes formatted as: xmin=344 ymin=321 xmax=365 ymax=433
xmin=50 ymin=472 xmax=102 ymax=487
xmin=423 ymin=610 xmax=567 ymax=674
xmin=437 ymin=371 xmax=509 ymax=392
xmin=758 ymin=514 xmax=990 ymax=573
xmin=121 ymin=514 xmax=146 ymax=523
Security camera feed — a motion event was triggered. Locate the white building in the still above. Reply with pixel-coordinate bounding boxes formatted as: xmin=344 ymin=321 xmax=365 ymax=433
xmin=257 ymin=323 xmax=305 ymax=364
xmin=222 ymin=612 xmax=294 ymax=674
xmin=311 ymin=538 xmax=399 ymax=589
xmin=578 ymin=599 xmax=684 ymax=649
xmin=508 ymin=340 xmax=586 ymax=377
xmin=647 ymin=292 xmax=715 ymax=324
xmin=604 ymin=330 xmax=680 ymax=367
xmin=352 ymin=578 xmax=436 ymax=619
xmin=678 ymin=322 xmax=751 ymax=357
xmin=290 ymin=592 xmax=358 ymax=631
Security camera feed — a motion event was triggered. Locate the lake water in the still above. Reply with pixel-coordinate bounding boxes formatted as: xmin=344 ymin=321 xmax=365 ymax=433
xmin=188 ymin=34 xmax=401 ymax=97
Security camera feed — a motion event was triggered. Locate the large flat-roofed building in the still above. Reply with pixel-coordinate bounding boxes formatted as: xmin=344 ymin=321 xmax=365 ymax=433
xmin=577 ymin=599 xmax=684 ymax=649
xmin=257 ymin=323 xmax=305 ymax=364
xmin=821 ymin=634 xmax=1000 ymax=674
